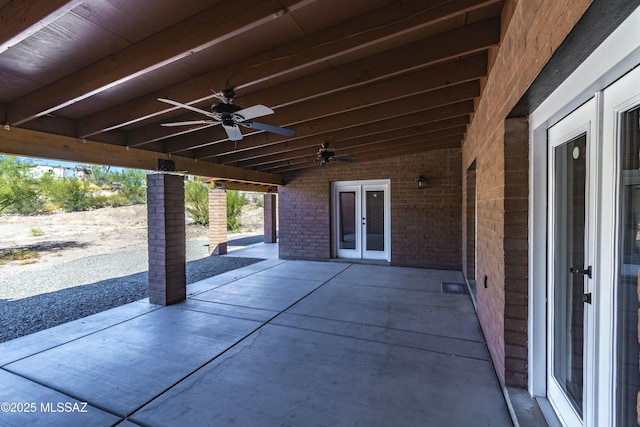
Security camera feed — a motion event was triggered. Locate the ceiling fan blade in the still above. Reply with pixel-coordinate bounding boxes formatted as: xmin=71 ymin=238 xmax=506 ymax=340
xmin=234 ymin=104 xmax=273 ymax=121
xmin=223 ymin=124 xmax=243 ymax=141
xmin=242 ymin=121 xmax=295 ymax=136
xmin=157 ymin=98 xmax=216 ymax=118
xmin=161 ymin=120 xmax=218 ymax=127
xmin=333 ymin=155 xmax=358 ymax=163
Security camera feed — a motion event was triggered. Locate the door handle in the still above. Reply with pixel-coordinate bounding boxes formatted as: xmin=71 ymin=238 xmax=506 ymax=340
xmin=569 ymin=265 xmax=592 ymax=279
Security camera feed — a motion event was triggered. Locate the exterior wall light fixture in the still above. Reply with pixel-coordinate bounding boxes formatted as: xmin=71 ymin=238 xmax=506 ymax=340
xmin=417 ymin=175 xmax=426 ymax=189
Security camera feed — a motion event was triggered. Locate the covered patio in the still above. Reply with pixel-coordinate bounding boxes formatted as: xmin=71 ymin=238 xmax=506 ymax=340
xmin=0 ymin=252 xmax=511 ymax=426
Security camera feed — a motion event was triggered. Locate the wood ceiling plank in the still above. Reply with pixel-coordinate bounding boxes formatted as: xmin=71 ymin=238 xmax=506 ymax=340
xmin=225 ymin=114 xmax=471 ymax=164
xmin=6 ymin=0 xmax=316 ymax=126
xmin=144 ymin=15 xmax=497 ymax=150
xmin=130 ymin=17 xmax=497 ymax=149
xmin=76 ymin=0 xmax=499 ymax=138
xmin=192 ymin=81 xmax=479 ymax=160
xmin=270 ymin=136 xmax=461 ymax=174
xmin=0 ymin=126 xmax=283 ymax=185
xmin=0 ymin=0 xmax=84 ymax=54
xmin=236 ymin=125 xmax=469 ymax=168
xmin=138 ymin=53 xmax=485 ymax=151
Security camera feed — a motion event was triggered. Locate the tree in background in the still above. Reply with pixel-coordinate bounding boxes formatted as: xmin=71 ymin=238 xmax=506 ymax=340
xmin=226 ymin=189 xmax=248 ymax=231
xmin=40 ymin=173 xmax=93 ymax=212
xmin=0 ymin=156 xmax=43 ymax=214
xmin=185 ymin=180 xmax=209 ymax=226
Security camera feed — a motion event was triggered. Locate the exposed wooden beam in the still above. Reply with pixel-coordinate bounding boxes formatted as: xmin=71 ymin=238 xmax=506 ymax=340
xmin=194 ymin=81 xmax=480 ymax=160
xmin=6 ymin=0 xmax=316 ymax=126
xmin=0 ymin=126 xmax=283 ymax=185
xmin=219 ymin=113 xmax=472 ymax=166
xmin=141 ymin=53 xmax=485 ymax=153
xmin=76 ymin=0 xmax=499 ymax=138
xmin=238 ymin=124 xmax=468 ymax=169
xmin=0 ymin=0 xmax=84 ymax=54
xmin=128 ymin=17 xmax=498 ymax=149
xmin=273 ymin=137 xmax=461 ymax=174
xmin=203 ymin=180 xmax=278 ymax=193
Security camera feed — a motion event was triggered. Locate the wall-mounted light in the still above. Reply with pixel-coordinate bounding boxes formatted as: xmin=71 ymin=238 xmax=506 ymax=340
xmin=417 ymin=175 xmax=426 ymax=189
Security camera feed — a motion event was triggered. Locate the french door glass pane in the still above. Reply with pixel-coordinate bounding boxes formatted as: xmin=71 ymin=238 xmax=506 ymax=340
xmin=616 ymin=106 xmax=640 ymax=426
xmin=339 ymin=192 xmax=356 ymax=250
xmin=553 ymin=134 xmax=586 ymax=418
xmin=366 ymin=191 xmax=384 ymax=251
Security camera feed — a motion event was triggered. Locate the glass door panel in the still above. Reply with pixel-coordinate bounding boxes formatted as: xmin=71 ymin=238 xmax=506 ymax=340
xmin=339 ymin=191 xmax=357 ymax=250
xmin=553 ymin=134 xmax=586 ymax=418
xmin=615 ymin=105 xmax=640 ymax=427
xmin=547 ymin=98 xmax=594 ymax=427
xmin=365 ymin=190 xmax=384 ymax=251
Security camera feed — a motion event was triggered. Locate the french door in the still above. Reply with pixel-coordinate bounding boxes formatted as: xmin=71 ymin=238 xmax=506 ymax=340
xmin=332 ymin=180 xmax=390 ymax=261
xmin=547 ymin=98 xmax=597 ymax=427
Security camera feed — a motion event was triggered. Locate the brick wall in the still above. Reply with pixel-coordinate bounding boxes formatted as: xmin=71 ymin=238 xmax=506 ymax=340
xmin=279 ymin=148 xmax=462 ymax=269
xmin=461 ymin=0 xmax=592 ymax=386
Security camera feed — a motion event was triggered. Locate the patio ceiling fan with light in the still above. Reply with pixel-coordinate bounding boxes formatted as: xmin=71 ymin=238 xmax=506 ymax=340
xmin=316 ymin=142 xmax=356 ymax=165
xmin=158 ymin=88 xmax=294 ymax=141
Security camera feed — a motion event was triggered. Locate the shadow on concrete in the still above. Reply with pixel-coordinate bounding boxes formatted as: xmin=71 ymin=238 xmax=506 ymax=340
xmin=0 ymin=255 xmax=263 ymax=343
xmin=227 ymin=234 xmax=264 ymax=246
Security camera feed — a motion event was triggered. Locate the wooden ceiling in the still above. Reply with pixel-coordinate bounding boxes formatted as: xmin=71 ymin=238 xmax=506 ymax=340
xmin=0 ymin=0 xmax=503 ymax=188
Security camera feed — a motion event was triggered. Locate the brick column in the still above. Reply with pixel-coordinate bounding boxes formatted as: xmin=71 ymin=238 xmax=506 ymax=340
xmin=264 ymin=193 xmax=277 ymax=243
xmin=503 ymin=117 xmax=529 ymax=388
xmin=208 ymin=188 xmax=227 ymax=255
xmin=146 ymin=173 xmax=186 ymax=306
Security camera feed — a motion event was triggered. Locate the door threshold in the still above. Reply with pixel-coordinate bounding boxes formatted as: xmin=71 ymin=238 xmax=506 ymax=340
xmin=330 ymin=258 xmax=390 ymax=266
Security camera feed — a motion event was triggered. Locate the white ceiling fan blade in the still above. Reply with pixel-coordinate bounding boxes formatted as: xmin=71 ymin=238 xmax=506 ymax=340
xmin=223 ymin=124 xmax=243 ymax=141
xmin=234 ymin=104 xmax=273 ymax=121
xmin=157 ymin=98 xmax=216 ymax=118
xmin=161 ymin=120 xmax=218 ymax=127
xmin=242 ymin=121 xmax=294 ymax=136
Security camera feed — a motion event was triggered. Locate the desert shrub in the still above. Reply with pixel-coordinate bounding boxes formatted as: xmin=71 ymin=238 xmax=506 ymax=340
xmin=41 ymin=174 xmax=93 ymax=212
xmin=0 ymin=156 xmax=43 ymax=214
xmin=29 ymin=228 xmax=44 ymax=237
xmin=117 ymin=169 xmax=146 ymax=204
xmin=227 ymin=190 xmax=248 ymax=231
xmin=185 ymin=180 xmax=209 ymax=226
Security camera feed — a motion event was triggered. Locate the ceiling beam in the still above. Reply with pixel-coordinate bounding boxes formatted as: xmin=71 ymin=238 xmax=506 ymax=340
xmin=6 ymin=0 xmax=316 ymax=126
xmin=272 ymin=137 xmax=461 ymax=174
xmin=146 ymin=53 xmax=486 ymax=153
xmin=0 ymin=126 xmax=283 ymax=185
xmin=194 ymin=81 xmax=479 ymax=160
xmin=0 ymin=0 xmax=84 ymax=54
xmin=76 ymin=0 xmax=500 ymax=138
xmin=128 ymin=17 xmax=498 ymax=149
xmin=238 ymin=124 xmax=468 ymax=169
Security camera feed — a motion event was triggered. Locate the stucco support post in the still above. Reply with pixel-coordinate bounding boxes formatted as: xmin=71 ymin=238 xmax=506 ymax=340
xmin=208 ymin=188 xmax=227 ymax=255
xmin=264 ymin=193 xmax=277 ymax=243
xmin=146 ymin=173 xmax=186 ymax=305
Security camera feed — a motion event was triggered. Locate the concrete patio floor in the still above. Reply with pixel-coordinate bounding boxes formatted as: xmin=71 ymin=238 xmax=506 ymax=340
xmin=0 ymin=251 xmax=512 ymax=427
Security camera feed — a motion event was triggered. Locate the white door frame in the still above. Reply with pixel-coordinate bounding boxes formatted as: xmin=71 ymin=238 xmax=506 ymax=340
xmin=331 ymin=179 xmax=390 ymax=262
xmin=529 ymin=7 xmax=640 ymax=427
xmin=546 ymin=97 xmax=597 ymax=427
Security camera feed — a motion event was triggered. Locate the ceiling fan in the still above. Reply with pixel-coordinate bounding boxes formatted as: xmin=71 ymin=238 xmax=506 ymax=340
xmin=158 ymin=88 xmax=294 ymax=141
xmin=316 ymin=142 xmax=356 ymax=165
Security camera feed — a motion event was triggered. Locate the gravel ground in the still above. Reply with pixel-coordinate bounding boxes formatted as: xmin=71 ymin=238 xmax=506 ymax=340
xmin=0 ymin=239 xmax=263 ymax=343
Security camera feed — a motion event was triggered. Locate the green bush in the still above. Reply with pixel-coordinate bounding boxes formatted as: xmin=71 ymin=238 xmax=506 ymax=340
xmin=41 ymin=174 xmax=93 ymax=212
xmin=0 ymin=156 xmax=43 ymax=214
xmin=227 ymin=190 xmax=248 ymax=231
xmin=185 ymin=180 xmax=209 ymax=226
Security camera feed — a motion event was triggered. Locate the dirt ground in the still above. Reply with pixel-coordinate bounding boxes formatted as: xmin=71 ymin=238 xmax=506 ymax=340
xmin=0 ymin=203 xmax=264 ymax=275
